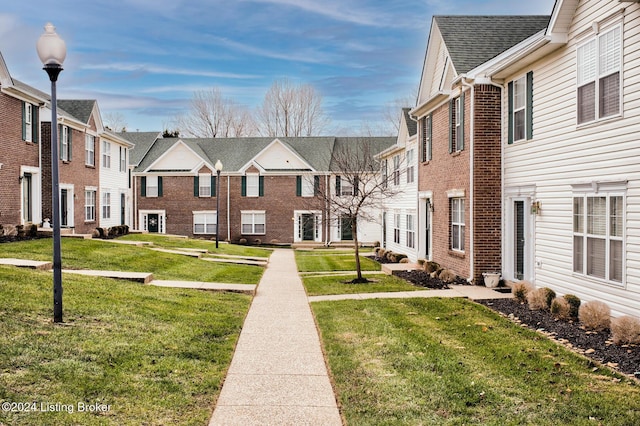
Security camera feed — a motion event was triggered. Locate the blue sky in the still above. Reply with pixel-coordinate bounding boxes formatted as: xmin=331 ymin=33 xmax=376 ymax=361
xmin=1 ymin=0 xmax=555 ymax=134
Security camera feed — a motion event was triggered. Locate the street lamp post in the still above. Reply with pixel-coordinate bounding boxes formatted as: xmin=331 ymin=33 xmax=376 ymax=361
xmin=214 ymin=160 xmax=223 ymax=248
xmin=37 ymin=23 xmax=67 ymax=323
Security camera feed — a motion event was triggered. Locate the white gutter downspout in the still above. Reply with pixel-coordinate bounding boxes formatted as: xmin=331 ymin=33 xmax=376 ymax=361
xmin=325 ymin=174 xmax=330 ymax=246
xmin=460 ymin=76 xmax=475 ymax=282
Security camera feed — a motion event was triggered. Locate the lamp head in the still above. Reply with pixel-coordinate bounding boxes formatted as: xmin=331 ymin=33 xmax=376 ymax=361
xmin=214 ymin=159 xmax=223 ymax=172
xmin=36 ymin=23 xmax=67 ymax=67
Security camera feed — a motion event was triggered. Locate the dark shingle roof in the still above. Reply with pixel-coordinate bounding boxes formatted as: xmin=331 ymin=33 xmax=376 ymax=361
xmin=134 ymin=137 xmax=395 ymax=174
xmin=56 ymin=99 xmax=96 ymax=124
xmin=435 ymin=15 xmax=550 ymax=74
xmin=402 ymin=108 xmax=417 ymax=137
xmin=118 ymin=131 xmax=162 ymax=166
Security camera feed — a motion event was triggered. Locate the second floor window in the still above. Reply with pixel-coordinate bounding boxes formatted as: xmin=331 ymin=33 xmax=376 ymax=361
xmin=421 ymin=114 xmax=431 ymax=162
xmin=406 ymin=149 xmax=415 ymax=184
xmin=60 ymin=125 xmax=71 ymax=161
xmin=102 ymin=141 xmax=111 ymax=168
xmin=85 ymin=135 xmax=95 ymax=166
xmin=393 ymin=155 xmax=400 ymax=185
xmin=577 ymin=25 xmax=621 ymax=124
xmin=119 ymin=147 xmax=127 ymax=172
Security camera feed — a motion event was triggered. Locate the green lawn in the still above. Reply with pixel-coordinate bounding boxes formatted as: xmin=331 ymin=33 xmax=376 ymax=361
xmin=295 ymin=249 xmax=380 ymax=273
xmin=302 ymin=273 xmax=423 ymax=296
xmin=118 ymin=234 xmax=272 ymax=258
xmin=312 ymin=297 xmax=640 ymax=425
xmin=0 ymin=238 xmax=266 ymax=284
xmin=0 ymin=265 xmax=251 ymax=426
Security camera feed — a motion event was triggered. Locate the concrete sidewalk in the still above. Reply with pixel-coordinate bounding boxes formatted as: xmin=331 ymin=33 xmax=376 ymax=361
xmin=209 ymin=249 xmax=342 ymax=426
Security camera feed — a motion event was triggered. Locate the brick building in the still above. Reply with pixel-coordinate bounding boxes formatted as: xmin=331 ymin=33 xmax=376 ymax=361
xmin=128 ymin=136 xmax=394 ymax=244
xmin=410 ymin=15 xmax=549 ymax=282
xmin=0 ymin=53 xmax=48 ymax=228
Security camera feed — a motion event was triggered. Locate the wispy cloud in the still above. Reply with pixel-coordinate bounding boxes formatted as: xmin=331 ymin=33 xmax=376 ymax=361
xmin=79 ymin=62 xmax=258 ymax=79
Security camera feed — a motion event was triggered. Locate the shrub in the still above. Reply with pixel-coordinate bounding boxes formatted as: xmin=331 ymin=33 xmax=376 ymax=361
xmin=373 ymin=247 xmax=381 ymax=256
xmin=253 ymin=239 xmax=262 ymax=245
xmin=512 ymin=281 xmax=533 ymax=304
xmin=542 ymin=287 xmax=556 ymax=309
xmin=377 ymin=249 xmax=387 ymax=259
xmin=527 ymin=288 xmax=549 ymax=311
xmin=417 ymin=259 xmax=426 ymax=266
xmin=579 ymin=301 xmax=611 ymax=332
xmin=563 ymin=294 xmax=581 ymax=319
xmin=610 ymin=316 xmax=640 ymax=345
xmin=239 ymin=238 xmax=247 ymax=245
xmin=395 ymin=253 xmax=408 ymax=263
xmin=373 ymin=241 xmax=380 ymax=247
xmin=439 ymin=269 xmax=457 ymax=283
xmin=399 ymin=258 xmax=410 ymax=264
xmin=550 ymin=297 xmax=570 ymax=320
xmin=270 ymin=239 xmax=279 ymax=244
xmin=424 ymin=261 xmax=440 ymax=274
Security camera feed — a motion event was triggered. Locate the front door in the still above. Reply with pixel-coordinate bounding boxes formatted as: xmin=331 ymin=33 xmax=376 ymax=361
xmin=61 ymin=189 xmax=68 ymax=227
xmin=22 ymin=173 xmax=32 ymax=223
xmin=302 ymin=214 xmax=315 ymax=241
xmin=514 ymin=200 xmax=525 ymax=280
xmin=148 ymin=214 xmax=159 ymax=233
xmin=120 ymin=193 xmax=126 ymax=225
xmin=425 ymin=200 xmax=431 ymax=259
xmin=340 ymin=216 xmax=353 ymax=240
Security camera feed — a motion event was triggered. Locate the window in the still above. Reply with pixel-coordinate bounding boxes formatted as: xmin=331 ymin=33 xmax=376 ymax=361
xmin=199 ymin=174 xmax=211 ymax=197
xmin=406 ymin=213 xmax=415 ymax=248
xmin=297 ymin=175 xmax=318 ymax=197
xmin=119 ymin=147 xmax=126 ymax=172
xmin=382 ymin=159 xmax=388 ymax=188
xmin=449 ymin=94 xmax=465 ymax=152
xmin=22 ymin=102 xmax=39 ymax=143
xmin=406 ymin=149 xmax=414 ymax=184
xmin=241 ymin=211 xmax=265 ymax=234
xmin=193 ymin=211 xmax=217 ymax=234
xmin=102 ymin=141 xmax=111 ymax=168
xmin=451 ymin=198 xmax=465 ymax=251
xmin=102 ymin=191 xmax=111 ymax=219
xmin=144 ymin=176 xmax=160 ymax=197
xmin=394 ymin=213 xmax=401 ymax=244
xmin=393 ymin=155 xmax=400 ymax=185
xmin=573 ymin=194 xmax=623 ymax=283
xmin=85 ymin=135 xmax=95 ymax=166
xmin=336 ymin=176 xmax=355 ymax=196
xmin=508 ymin=72 xmax=534 ymax=143
xmin=241 ymin=174 xmax=264 ymax=197
xmin=85 ymin=190 xmax=96 ymax=221
xmin=421 ymin=114 xmax=431 ymax=162
xmin=577 ymin=25 xmax=621 ymax=124
xmin=60 ymin=125 xmax=71 ymax=161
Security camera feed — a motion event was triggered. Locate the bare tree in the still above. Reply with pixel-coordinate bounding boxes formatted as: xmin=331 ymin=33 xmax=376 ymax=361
xmin=103 ymin=111 xmax=128 ymax=132
xmin=315 ymin=138 xmax=401 ymax=283
xmin=257 ymin=78 xmax=329 ymax=137
xmin=174 ymin=88 xmax=256 ymax=138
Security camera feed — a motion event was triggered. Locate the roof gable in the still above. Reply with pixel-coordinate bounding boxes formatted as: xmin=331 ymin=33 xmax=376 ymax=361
xmin=0 ymin=52 xmax=13 ymax=87
xmin=146 ymin=140 xmax=211 ymax=173
xmin=57 ymin=100 xmax=98 ymax=125
xmin=245 ymin=138 xmax=315 ymax=172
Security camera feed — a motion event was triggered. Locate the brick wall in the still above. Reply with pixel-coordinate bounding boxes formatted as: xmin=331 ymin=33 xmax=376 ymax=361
xmin=136 ymin=174 xmax=324 ymax=243
xmin=472 ymin=84 xmax=502 ymax=282
xmin=0 ymin=92 xmax=41 ymax=225
xmin=418 ymin=96 xmax=471 ymax=278
xmin=42 ymin=123 xmax=100 ymax=234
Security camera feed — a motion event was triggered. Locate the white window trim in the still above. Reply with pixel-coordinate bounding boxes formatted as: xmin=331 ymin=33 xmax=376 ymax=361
xmin=199 ymin=173 xmax=212 ymax=197
xmin=102 ymin=190 xmax=111 ymax=220
xmin=193 ymin=210 xmax=217 ymax=234
xmin=572 ymin=183 xmax=626 ymax=286
xmin=102 ymin=140 xmax=111 ymax=168
xmin=512 ymin=75 xmax=527 ymax=142
xmin=301 ymin=175 xmax=315 ymax=197
xmin=85 ymin=188 xmax=97 ymax=222
xmin=406 ymin=149 xmax=415 ymax=184
xmin=61 ymin=126 xmax=70 ymax=162
xmin=241 ymin=210 xmax=266 ymax=235
xmin=85 ymin=134 xmax=95 ymax=166
xmin=246 ymin=173 xmax=259 ymax=197
xmin=576 ymin=23 xmax=622 ymax=126
xmin=406 ymin=212 xmax=415 ymax=249
xmin=146 ymin=175 xmax=159 ymax=198
xmin=24 ymin=103 xmax=33 ymax=142
xmin=451 ymin=197 xmax=465 ymax=252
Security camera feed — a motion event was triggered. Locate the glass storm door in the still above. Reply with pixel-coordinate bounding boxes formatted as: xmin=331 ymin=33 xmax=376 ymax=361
xmin=514 ymin=200 xmax=525 ymax=280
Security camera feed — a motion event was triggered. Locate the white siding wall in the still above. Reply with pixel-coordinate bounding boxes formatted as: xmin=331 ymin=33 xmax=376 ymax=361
xmin=380 ymin=137 xmax=420 ymax=261
xmin=503 ymin=0 xmax=640 ymax=317
xmin=99 ymin=139 xmax=130 ymax=228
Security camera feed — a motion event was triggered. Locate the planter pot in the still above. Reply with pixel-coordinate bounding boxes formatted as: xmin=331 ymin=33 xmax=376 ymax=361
xmin=483 ymin=272 xmax=501 ymax=288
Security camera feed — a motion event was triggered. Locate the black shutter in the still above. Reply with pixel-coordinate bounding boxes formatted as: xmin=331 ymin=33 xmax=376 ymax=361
xmin=32 ymin=106 xmax=39 ymax=143
xmin=22 ymin=102 xmax=27 ymax=141
xmin=212 ymin=175 xmax=217 ymax=197
xmin=335 ymin=176 xmax=341 ymax=195
xmin=241 ymin=176 xmax=247 ymax=196
xmin=296 ymin=176 xmax=302 ymax=196
xmin=68 ymin=127 xmax=72 ymax=161
xmin=448 ymin=99 xmax=454 ymax=153
xmin=314 ymin=176 xmax=320 ymax=195
xmin=526 ymin=71 xmax=534 ymax=140
xmin=459 ymin=92 xmax=465 ymax=151
xmin=158 ymin=176 xmax=163 ymax=197
xmin=508 ymin=81 xmax=514 ymax=144
xmin=194 ymin=176 xmax=199 ymax=196
xmin=259 ymin=176 xmax=264 ymax=196
xmin=141 ymin=176 xmax=147 ymax=197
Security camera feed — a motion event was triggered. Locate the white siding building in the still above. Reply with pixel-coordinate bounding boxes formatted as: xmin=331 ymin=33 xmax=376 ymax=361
xmin=99 ymin=130 xmax=134 ymax=228
xmin=489 ymin=0 xmax=640 ymax=317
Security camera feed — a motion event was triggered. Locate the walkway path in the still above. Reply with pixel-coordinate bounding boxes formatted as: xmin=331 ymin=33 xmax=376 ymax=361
xmin=209 ymin=249 xmax=342 ymax=426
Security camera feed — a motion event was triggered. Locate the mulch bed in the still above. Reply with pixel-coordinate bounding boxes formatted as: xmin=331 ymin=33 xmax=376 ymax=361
xmin=477 ymin=298 xmax=640 ymax=378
